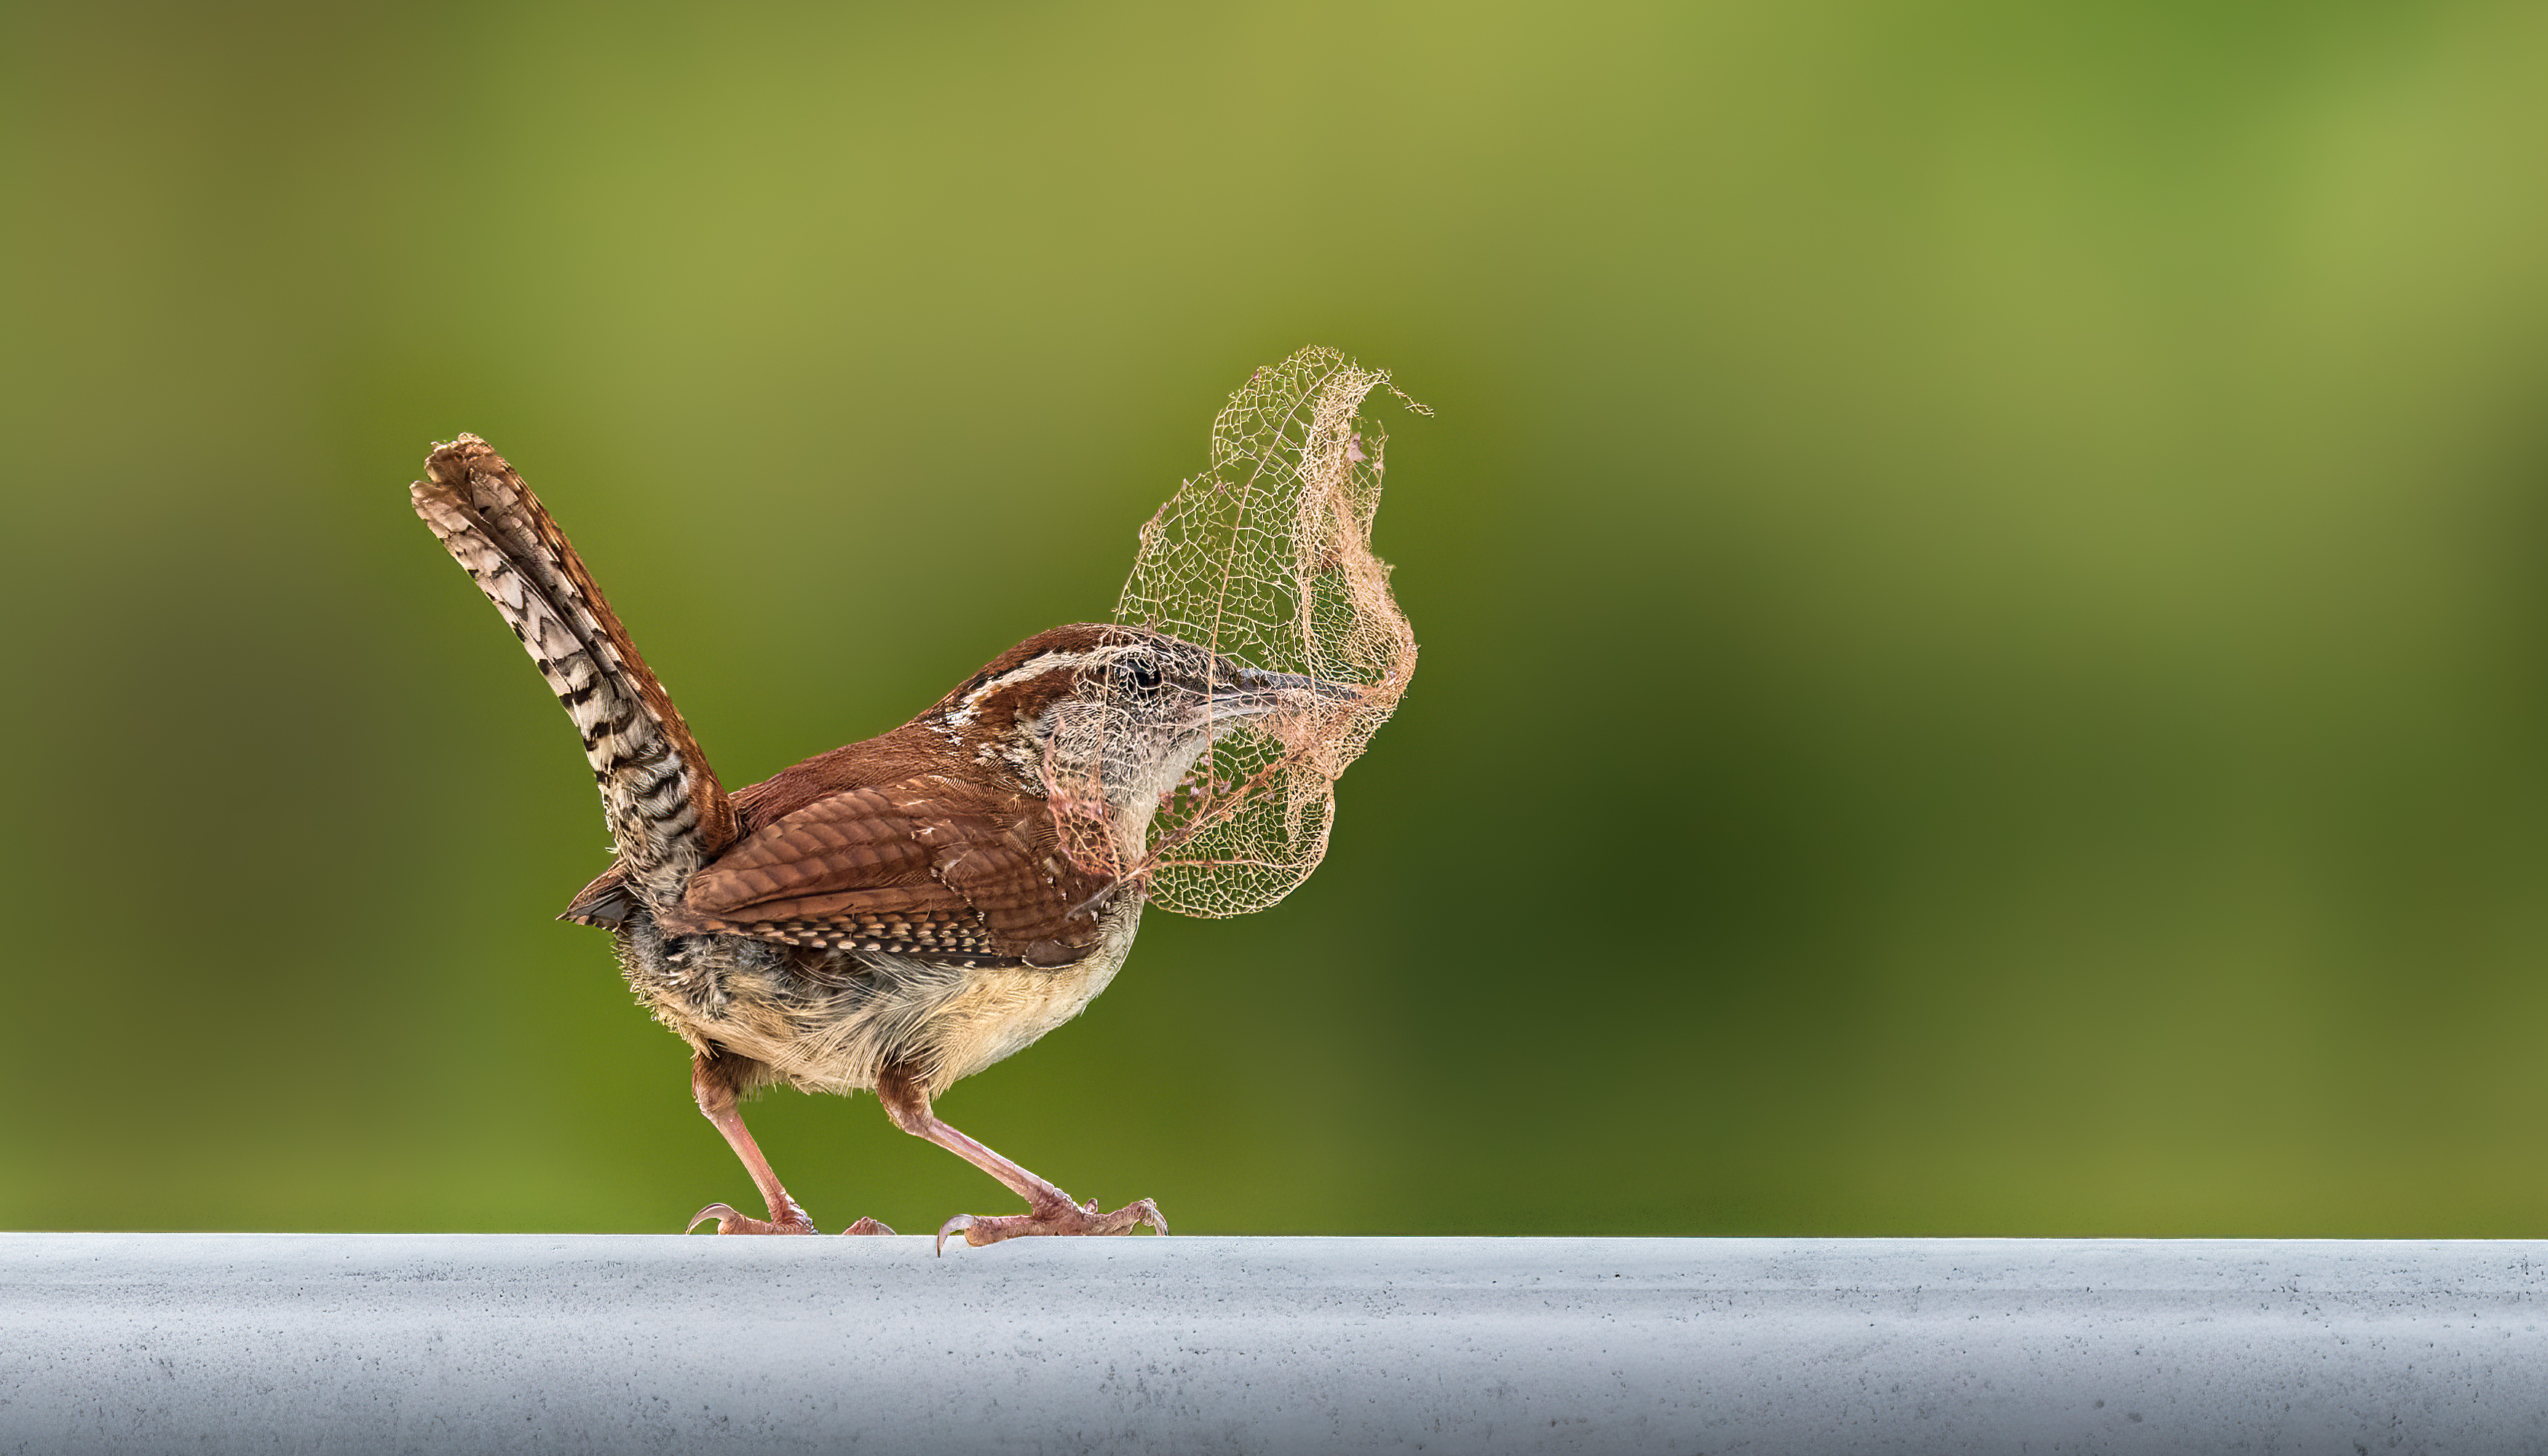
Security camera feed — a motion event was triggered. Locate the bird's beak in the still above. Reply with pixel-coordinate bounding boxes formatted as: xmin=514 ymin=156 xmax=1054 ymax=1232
xmin=1208 ymin=662 xmax=1360 ymax=723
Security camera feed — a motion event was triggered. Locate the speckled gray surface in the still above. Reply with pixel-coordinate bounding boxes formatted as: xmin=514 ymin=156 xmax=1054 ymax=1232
xmin=1 ymin=1235 xmax=2542 ymax=1454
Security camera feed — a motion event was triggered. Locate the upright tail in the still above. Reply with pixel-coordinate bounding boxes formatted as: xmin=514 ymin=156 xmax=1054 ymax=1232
xmin=411 ymin=435 xmax=738 ymax=913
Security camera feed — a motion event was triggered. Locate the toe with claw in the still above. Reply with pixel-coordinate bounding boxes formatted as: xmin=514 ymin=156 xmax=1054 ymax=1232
xmin=934 ymin=1195 xmax=1168 ymax=1254
xmin=687 ymin=1201 xmax=818 ymax=1235
xmin=687 ymin=1203 xmax=895 ymax=1235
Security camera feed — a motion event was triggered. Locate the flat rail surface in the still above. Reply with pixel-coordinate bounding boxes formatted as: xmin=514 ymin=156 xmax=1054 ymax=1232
xmin=2 ymin=1234 xmax=2543 ymax=1454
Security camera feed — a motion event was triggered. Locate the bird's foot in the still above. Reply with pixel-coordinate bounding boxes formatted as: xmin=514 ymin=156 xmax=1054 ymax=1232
xmin=686 ymin=1203 xmax=898 ymax=1236
xmin=935 ymin=1195 xmax=1167 ymax=1254
xmin=687 ymin=1202 xmax=813 ymax=1235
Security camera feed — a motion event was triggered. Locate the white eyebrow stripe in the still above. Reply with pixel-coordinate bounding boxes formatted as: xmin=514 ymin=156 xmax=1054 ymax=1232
xmin=943 ymin=649 xmax=1107 ymax=727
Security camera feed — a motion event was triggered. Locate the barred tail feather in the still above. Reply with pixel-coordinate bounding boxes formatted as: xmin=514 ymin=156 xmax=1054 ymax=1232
xmin=411 ymin=435 xmax=737 ymax=910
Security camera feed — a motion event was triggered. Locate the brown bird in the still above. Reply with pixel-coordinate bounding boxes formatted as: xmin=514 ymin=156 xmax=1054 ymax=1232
xmin=411 ymin=435 xmax=1345 ymax=1249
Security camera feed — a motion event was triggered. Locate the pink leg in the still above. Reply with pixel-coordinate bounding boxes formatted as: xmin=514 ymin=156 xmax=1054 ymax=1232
xmin=874 ymin=1064 xmax=1165 ymax=1254
xmin=685 ymin=1053 xmax=893 ymax=1237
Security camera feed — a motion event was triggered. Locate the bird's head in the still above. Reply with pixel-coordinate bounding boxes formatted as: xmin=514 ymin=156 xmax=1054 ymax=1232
xmin=925 ymin=622 xmax=1352 ymax=822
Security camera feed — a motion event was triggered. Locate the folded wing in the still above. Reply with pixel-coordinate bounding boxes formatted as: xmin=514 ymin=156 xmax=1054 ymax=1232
xmin=661 ymin=776 xmax=1117 ymax=968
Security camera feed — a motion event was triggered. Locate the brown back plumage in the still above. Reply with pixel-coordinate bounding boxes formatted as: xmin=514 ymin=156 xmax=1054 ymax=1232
xmin=411 ymin=436 xmax=738 ymax=909
xmin=652 ymin=626 xmax=1141 ymax=966
xmin=663 ymin=773 xmax=1117 ymax=968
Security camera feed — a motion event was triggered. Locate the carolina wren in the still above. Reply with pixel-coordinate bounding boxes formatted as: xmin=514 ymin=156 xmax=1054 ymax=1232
xmin=411 ymin=435 xmax=1343 ymax=1249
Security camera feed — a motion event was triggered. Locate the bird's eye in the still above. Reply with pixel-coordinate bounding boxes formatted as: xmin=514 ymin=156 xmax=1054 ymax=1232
xmin=1123 ymin=657 xmax=1163 ymax=691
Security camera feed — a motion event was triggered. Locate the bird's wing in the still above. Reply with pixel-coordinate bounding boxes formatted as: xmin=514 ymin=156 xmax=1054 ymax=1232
xmin=662 ymin=779 xmax=1117 ymax=966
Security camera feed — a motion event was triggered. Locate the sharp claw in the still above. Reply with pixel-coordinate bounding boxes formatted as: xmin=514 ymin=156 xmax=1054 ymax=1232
xmin=928 ymin=1198 xmax=1167 ymax=1249
xmin=689 ymin=1202 xmax=839 ymax=1235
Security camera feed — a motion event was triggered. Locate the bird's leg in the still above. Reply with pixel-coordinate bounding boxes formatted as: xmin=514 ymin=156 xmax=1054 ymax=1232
xmin=685 ymin=1051 xmax=893 ymax=1236
xmin=874 ymin=1063 xmax=1166 ymax=1254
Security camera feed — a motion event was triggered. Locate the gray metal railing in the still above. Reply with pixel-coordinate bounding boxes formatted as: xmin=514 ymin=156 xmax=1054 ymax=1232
xmin=4 ymin=1234 xmax=2544 ymax=1453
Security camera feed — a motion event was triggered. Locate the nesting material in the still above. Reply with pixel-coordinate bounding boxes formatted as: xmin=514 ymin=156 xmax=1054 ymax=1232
xmin=1045 ymin=347 xmax=1423 ymax=917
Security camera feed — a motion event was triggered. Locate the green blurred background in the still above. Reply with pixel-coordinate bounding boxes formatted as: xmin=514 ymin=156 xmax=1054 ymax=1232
xmin=5 ymin=0 xmax=2548 ymax=1236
